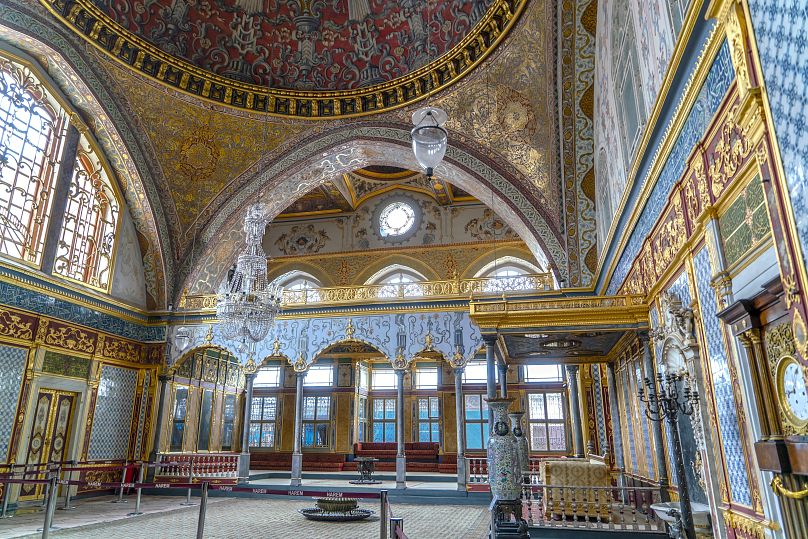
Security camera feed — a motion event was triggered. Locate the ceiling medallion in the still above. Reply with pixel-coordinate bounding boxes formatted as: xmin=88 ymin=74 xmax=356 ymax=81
xmin=38 ymin=0 xmax=528 ymax=117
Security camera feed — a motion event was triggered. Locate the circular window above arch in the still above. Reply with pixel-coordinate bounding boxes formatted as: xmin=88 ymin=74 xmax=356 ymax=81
xmin=379 ymin=201 xmax=416 ymax=238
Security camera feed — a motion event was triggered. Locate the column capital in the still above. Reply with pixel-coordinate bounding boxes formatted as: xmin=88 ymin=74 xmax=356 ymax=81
xmin=158 ymin=373 xmax=172 ymax=383
xmin=482 ymin=334 xmax=498 ymax=345
xmin=565 ymin=364 xmax=580 ymax=375
xmin=636 ymin=330 xmax=651 ymax=346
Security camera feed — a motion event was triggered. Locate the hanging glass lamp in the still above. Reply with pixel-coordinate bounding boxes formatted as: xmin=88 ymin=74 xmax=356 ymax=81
xmin=411 ymin=107 xmax=448 ymax=179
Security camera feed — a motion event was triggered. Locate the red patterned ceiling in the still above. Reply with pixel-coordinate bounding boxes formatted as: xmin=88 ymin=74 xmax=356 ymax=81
xmin=97 ymin=0 xmax=494 ymax=91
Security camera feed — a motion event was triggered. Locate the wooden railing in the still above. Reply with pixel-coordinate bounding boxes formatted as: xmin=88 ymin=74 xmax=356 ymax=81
xmin=520 ymin=482 xmax=665 ymax=532
xmin=179 ymin=273 xmax=554 ymax=311
xmin=155 ymin=453 xmax=239 ymax=483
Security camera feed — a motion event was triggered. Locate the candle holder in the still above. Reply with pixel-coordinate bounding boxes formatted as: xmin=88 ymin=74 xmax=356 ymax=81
xmin=638 ymin=372 xmax=700 ymax=539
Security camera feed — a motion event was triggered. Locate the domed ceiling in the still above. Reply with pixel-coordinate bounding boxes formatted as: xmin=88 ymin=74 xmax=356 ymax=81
xmin=98 ymin=0 xmax=492 ymax=90
xmin=42 ymin=0 xmax=522 ymax=116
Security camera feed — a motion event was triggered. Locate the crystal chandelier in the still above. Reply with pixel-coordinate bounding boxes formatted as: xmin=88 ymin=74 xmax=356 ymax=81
xmin=411 ymin=107 xmax=448 ymax=179
xmin=216 ymin=204 xmax=282 ymax=342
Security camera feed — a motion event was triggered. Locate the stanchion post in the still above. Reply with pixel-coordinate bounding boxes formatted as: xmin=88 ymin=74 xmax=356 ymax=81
xmin=60 ymin=461 xmax=75 ymax=511
xmin=127 ymin=462 xmax=146 ymax=517
xmin=195 ymin=482 xmax=208 ymax=539
xmin=181 ymin=460 xmax=196 ymax=506
xmin=112 ymin=461 xmax=128 ymax=503
xmin=41 ymin=475 xmax=58 ymax=539
xmin=389 ymin=517 xmax=403 ymax=539
xmin=379 ymin=490 xmax=388 ymax=539
xmin=41 ymin=466 xmax=52 ymax=508
xmin=1 ymin=483 xmax=10 ymax=519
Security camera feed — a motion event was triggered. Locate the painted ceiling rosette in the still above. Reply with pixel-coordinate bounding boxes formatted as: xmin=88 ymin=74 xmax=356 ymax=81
xmin=41 ymin=0 xmax=525 ymax=116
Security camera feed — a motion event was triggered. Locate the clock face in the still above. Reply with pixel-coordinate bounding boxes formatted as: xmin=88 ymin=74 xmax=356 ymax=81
xmin=782 ymin=362 xmax=808 ymax=421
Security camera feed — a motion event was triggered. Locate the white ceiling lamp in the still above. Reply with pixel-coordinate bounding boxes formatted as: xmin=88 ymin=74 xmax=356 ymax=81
xmin=410 ymin=2 xmax=448 ymax=181
xmin=411 ymin=106 xmax=448 ymax=179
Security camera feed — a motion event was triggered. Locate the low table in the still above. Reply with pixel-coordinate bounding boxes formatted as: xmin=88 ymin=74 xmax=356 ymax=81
xmin=349 ymin=457 xmax=381 ymax=484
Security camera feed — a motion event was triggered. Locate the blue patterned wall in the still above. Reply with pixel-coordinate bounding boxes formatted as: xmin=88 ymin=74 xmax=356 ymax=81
xmin=635 ymin=363 xmax=655 ymax=480
xmin=173 ymin=311 xmax=483 ymax=367
xmin=0 ymin=345 xmax=27 ymax=460
xmin=591 ymin=365 xmax=609 ymax=455
xmin=693 ymin=247 xmax=752 ymax=506
xmin=133 ymin=370 xmax=150 ymax=458
xmin=607 ymin=41 xmax=734 ymax=294
xmin=0 ymin=278 xmax=163 ymax=342
xmin=748 ymin=1 xmax=808 ymax=271
xmin=88 ymin=365 xmax=138 ymax=460
xmin=621 ymin=369 xmax=638 ymax=473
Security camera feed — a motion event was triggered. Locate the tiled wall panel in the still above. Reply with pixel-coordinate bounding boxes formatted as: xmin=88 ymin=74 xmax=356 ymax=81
xmin=88 ymin=365 xmax=137 ymax=460
xmin=748 ymin=1 xmax=808 ymax=270
xmin=693 ymin=247 xmax=752 ymax=506
xmin=0 ymin=345 xmax=27 ymax=460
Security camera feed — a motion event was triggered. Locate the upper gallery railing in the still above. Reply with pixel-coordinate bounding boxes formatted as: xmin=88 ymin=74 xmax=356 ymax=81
xmin=179 ymin=273 xmax=555 ymax=311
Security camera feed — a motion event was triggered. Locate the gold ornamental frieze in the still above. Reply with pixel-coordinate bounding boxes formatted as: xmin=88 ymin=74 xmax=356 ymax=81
xmin=470 ymin=295 xmax=648 ymax=329
xmin=0 ymin=309 xmax=37 ymax=341
xmin=43 ymin=323 xmax=96 ymax=355
xmin=39 ymin=0 xmax=527 ymax=117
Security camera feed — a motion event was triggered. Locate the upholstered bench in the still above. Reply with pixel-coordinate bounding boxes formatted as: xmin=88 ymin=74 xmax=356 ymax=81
xmin=539 ymin=458 xmax=612 ymax=521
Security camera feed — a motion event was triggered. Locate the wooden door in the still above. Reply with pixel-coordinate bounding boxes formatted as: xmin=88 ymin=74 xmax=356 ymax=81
xmin=19 ymin=389 xmax=77 ymax=500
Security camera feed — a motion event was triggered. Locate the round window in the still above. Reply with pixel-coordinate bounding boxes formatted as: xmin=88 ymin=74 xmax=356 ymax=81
xmin=379 ymin=201 xmax=416 ymax=237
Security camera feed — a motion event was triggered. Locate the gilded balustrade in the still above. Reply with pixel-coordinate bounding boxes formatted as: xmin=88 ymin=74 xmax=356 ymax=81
xmin=179 ymin=273 xmax=554 ymax=311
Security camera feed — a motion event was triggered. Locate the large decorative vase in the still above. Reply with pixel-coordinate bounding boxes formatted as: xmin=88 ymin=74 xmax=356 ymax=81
xmin=508 ymin=411 xmax=530 ymax=479
xmin=486 ymin=397 xmax=521 ymax=501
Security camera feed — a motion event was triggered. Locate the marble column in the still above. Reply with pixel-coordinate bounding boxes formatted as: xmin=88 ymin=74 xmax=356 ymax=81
xmin=498 ymin=361 xmax=508 ymax=398
xmin=484 ymin=335 xmax=497 ymax=433
xmin=566 ymin=365 xmax=585 ymax=458
xmin=147 ymin=374 xmax=171 ymax=479
xmin=291 ymin=372 xmax=306 ymax=487
xmin=238 ymin=373 xmax=256 ymax=478
xmin=454 ymin=367 xmax=466 ymax=491
xmin=395 ymin=369 xmax=406 ymax=489
xmin=605 ymin=362 xmax=625 ymax=469
xmin=640 ymin=333 xmax=670 ymax=500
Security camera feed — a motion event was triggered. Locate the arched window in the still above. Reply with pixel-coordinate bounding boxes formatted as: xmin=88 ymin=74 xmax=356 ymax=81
xmin=53 ymin=135 xmax=120 ymax=289
xmin=365 ymin=264 xmax=426 ymax=298
xmin=0 ymin=56 xmax=68 ymax=264
xmin=274 ymin=271 xmax=322 ymax=303
xmin=475 ymin=257 xmax=545 ymax=293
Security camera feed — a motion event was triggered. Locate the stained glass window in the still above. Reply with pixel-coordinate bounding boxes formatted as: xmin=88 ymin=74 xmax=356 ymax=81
xmin=54 ymin=135 xmax=119 ymax=289
xmin=0 ymin=56 xmax=68 ymax=264
xmin=255 ymin=365 xmax=281 ymax=387
xmin=372 ymin=398 xmax=396 ymax=442
xmin=220 ymin=394 xmax=236 ymax=450
xmin=249 ymin=396 xmax=277 ymax=448
xmin=303 ymin=364 xmax=333 ymax=386
xmin=527 ymin=392 xmax=567 ymax=452
xmin=302 ymin=395 xmax=330 ymax=447
xmin=464 ymin=394 xmax=489 ymax=450
xmin=418 ymin=396 xmax=440 ymax=443
xmin=379 ymin=201 xmax=415 ymax=237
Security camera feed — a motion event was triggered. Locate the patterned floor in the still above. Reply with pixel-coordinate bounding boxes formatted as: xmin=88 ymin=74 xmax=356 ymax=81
xmin=4 ymin=495 xmax=490 ymax=539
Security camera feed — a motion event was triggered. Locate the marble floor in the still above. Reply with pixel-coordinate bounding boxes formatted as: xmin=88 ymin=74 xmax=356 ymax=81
xmin=0 ymin=495 xmax=490 ymax=538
